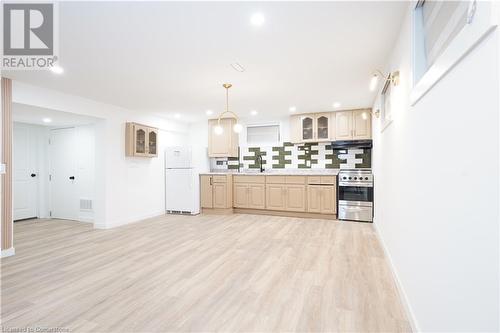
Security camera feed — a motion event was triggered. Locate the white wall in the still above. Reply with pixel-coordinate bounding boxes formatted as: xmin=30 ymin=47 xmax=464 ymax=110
xmin=372 ymin=7 xmax=499 ymax=332
xmin=74 ymin=125 xmax=95 ymax=222
xmin=12 ymin=82 xmax=189 ymax=229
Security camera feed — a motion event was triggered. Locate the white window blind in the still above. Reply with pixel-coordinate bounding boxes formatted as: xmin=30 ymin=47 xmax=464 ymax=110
xmin=247 ymin=125 xmax=280 ymax=144
xmin=420 ymin=0 xmax=469 ymax=67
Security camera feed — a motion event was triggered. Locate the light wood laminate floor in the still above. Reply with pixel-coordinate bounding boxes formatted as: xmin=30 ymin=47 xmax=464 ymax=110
xmin=1 ymin=215 xmax=410 ymax=332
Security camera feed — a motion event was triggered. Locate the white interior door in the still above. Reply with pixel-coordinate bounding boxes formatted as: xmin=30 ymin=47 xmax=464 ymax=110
xmin=49 ymin=128 xmax=78 ymax=220
xmin=13 ymin=124 xmax=38 ymax=220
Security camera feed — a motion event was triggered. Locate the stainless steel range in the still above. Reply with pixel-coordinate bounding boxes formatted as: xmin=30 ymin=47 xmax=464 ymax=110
xmin=338 ymin=169 xmax=373 ymax=222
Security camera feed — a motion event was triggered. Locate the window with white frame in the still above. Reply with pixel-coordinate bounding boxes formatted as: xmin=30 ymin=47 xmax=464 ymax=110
xmin=246 ymin=124 xmax=280 ymax=145
xmin=411 ymin=0 xmax=497 ymax=104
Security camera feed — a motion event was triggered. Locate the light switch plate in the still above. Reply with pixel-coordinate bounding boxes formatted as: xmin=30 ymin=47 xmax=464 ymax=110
xmin=0 ymin=164 xmax=5 ymax=174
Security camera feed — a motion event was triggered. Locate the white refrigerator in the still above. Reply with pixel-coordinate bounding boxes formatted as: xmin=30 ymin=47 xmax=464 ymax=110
xmin=165 ymin=146 xmax=200 ymax=215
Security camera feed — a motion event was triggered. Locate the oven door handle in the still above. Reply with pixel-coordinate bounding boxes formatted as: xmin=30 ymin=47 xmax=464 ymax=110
xmin=339 ymin=182 xmax=373 ymax=187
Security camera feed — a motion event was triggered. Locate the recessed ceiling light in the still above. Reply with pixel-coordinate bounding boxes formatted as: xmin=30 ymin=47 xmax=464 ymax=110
xmin=205 ymin=110 xmax=213 ymax=115
xmin=289 ymin=106 xmax=297 ymax=113
xmin=333 ymin=102 xmax=341 ymax=108
xmin=250 ymin=13 xmax=265 ymax=26
xmin=42 ymin=118 xmax=52 ymax=123
xmin=50 ymin=65 xmax=64 ymax=74
xmin=250 ymin=110 xmax=258 ymax=116
xmin=174 ymin=113 xmax=181 ymax=119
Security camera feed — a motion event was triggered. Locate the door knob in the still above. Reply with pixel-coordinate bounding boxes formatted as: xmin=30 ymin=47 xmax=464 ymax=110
xmin=69 ymin=176 xmax=75 ymax=180
xmin=30 ymin=173 xmax=36 ymax=177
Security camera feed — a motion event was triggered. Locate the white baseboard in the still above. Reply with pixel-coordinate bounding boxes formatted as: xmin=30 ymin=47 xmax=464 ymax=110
xmin=94 ymin=211 xmax=165 ymax=229
xmin=1 ymin=247 xmax=15 ymax=258
xmin=373 ymin=222 xmax=419 ymax=332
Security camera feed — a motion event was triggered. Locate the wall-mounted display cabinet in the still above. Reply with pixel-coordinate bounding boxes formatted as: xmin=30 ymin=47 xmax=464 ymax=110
xmin=125 ymin=122 xmax=158 ymax=157
xmin=290 ymin=113 xmax=334 ymax=143
xmin=290 ymin=109 xmax=371 ymax=143
xmin=208 ymin=118 xmax=239 ymax=158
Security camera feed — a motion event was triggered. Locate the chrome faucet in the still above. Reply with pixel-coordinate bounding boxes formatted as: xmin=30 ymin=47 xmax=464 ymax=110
xmin=256 ymin=154 xmax=265 ymax=173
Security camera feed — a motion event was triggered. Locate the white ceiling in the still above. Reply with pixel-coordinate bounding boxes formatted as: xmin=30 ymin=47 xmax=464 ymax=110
xmin=13 ymin=103 xmax=101 ymax=127
xmin=4 ymin=1 xmax=408 ymax=123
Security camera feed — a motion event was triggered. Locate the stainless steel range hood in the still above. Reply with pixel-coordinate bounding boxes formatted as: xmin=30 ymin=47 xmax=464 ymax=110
xmin=331 ymin=140 xmax=372 ymax=149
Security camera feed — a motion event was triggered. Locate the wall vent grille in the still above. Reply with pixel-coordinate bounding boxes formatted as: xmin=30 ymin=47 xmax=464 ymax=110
xmin=80 ymin=199 xmax=93 ymax=211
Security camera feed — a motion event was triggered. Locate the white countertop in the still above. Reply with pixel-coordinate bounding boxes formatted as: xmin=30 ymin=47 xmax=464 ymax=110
xmin=200 ymin=169 xmax=341 ymax=176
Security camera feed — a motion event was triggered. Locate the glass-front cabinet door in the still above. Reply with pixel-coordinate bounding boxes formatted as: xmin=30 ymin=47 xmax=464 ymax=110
xmin=301 ymin=116 xmax=314 ymax=141
xmin=134 ymin=125 xmax=147 ymax=155
xmin=316 ymin=114 xmax=330 ymax=140
xmin=148 ymin=129 xmax=158 ymax=156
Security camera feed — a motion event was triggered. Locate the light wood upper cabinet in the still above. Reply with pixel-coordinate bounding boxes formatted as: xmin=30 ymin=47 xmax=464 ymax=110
xmin=200 ymin=174 xmax=233 ymax=209
xmin=352 ymin=110 xmax=372 ymax=140
xmin=335 ymin=111 xmax=353 ymax=140
xmin=290 ymin=109 xmax=371 ymax=143
xmin=335 ymin=109 xmax=371 ymax=141
xmin=316 ymin=113 xmax=333 ymax=141
xmin=208 ymin=118 xmax=239 ymax=158
xmin=301 ymin=115 xmax=315 ymax=141
xmin=290 ymin=113 xmax=334 ymax=143
xmin=126 ymin=122 xmax=158 ymax=157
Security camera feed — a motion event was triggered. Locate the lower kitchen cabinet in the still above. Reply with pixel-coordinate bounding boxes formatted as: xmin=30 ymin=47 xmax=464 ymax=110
xmin=266 ymin=184 xmax=287 ymax=211
xmin=202 ymin=174 xmax=336 ymax=217
xmin=200 ymin=175 xmax=232 ymax=209
xmin=233 ymin=183 xmax=265 ymax=209
xmin=285 ymin=185 xmax=307 ymax=212
xmin=307 ymin=185 xmax=337 ymax=214
xmin=265 ymin=182 xmax=306 ymax=212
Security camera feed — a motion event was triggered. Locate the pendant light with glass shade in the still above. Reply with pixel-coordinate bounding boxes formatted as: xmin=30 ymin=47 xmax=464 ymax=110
xmin=213 ymin=83 xmax=242 ymax=135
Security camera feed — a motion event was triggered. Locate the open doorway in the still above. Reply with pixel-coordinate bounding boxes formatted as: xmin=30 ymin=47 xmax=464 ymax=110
xmin=12 ymin=103 xmax=100 ymax=224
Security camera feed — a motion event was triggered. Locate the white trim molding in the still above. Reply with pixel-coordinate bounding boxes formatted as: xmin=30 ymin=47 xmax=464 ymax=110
xmin=1 ymin=247 xmax=15 ymax=258
xmin=411 ymin=0 xmax=498 ymax=105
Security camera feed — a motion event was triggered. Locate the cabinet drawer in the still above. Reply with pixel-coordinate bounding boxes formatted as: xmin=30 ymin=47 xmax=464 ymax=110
xmin=234 ymin=175 xmax=265 ymax=184
xmin=286 ymin=176 xmax=306 ymax=184
xmin=266 ymin=176 xmax=286 ymax=184
xmin=307 ymin=176 xmax=336 ymax=184
xmin=307 ymin=176 xmax=321 ymax=184
xmin=212 ymin=175 xmax=228 ymax=183
xmin=321 ymin=176 xmax=336 ymax=184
